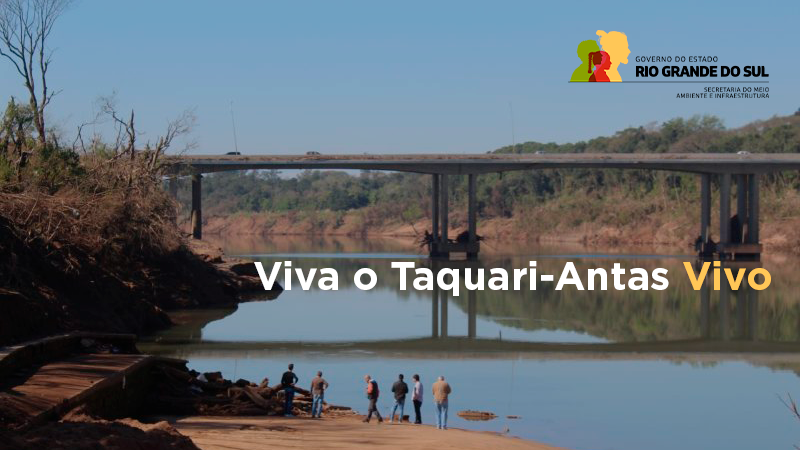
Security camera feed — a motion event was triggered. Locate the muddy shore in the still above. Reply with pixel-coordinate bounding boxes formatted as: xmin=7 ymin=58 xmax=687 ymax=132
xmin=172 ymin=415 xmax=565 ymax=450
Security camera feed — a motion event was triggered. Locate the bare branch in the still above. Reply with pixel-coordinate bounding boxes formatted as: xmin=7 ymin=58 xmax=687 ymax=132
xmin=0 ymin=0 xmax=71 ymax=148
xmin=148 ymin=108 xmax=196 ymax=171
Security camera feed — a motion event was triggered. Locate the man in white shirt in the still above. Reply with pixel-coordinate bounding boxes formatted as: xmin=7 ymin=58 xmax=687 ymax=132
xmin=411 ymin=374 xmax=423 ymax=424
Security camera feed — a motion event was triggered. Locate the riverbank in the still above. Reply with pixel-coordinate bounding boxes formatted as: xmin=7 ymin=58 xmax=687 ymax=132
xmin=0 ymin=333 xmax=562 ymax=450
xmin=171 ymin=415 xmax=564 ymax=450
xmin=192 ymin=199 xmax=800 ymax=255
xmin=0 ymin=215 xmax=273 ymax=346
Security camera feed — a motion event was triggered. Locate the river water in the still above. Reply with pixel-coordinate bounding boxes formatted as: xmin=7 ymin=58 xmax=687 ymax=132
xmin=141 ymin=236 xmax=800 ymax=450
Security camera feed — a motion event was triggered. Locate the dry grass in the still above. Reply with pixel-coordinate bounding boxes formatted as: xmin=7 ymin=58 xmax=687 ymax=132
xmin=0 ymin=155 xmax=181 ymax=269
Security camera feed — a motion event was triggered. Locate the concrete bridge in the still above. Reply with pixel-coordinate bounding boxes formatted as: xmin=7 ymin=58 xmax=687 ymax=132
xmin=168 ymin=153 xmax=800 ymax=259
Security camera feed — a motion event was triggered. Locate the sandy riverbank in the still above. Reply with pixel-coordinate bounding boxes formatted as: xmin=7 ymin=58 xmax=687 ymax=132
xmin=192 ymin=211 xmax=800 ymax=256
xmin=170 ymin=415 xmax=565 ymax=450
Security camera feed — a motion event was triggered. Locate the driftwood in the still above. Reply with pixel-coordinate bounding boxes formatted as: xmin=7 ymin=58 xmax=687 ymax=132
xmin=228 ymin=386 xmax=272 ymax=410
xmin=151 ymin=362 xmax=353 ymax=417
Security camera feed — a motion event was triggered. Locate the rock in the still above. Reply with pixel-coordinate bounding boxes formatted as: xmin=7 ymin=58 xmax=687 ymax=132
xmin=202 ymin=372 xmax=223 ymax=382
xmin=457 ymin=410 xmax=497 ymax=421
xmin=229 ymin=262 xmax=258 ymax=277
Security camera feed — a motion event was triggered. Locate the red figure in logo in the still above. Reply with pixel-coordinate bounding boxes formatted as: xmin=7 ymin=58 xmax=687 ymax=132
xmin=587 ymin=51 xmax=611 ymax=82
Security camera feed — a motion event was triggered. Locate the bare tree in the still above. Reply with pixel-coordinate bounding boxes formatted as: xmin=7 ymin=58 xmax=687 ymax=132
xmin=98 ymin=94 xmax=138 ymax=159
xmin=147 ymin=108 xmax=196 ymax=171
xmin=0 ymin=0 xmax=71 ymax=147
xmin=92 ymin=94 xmax=196 ymax=184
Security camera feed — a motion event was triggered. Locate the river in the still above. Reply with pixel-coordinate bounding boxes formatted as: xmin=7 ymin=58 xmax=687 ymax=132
xmin=141 ymin=236 xmax=800 ymax=450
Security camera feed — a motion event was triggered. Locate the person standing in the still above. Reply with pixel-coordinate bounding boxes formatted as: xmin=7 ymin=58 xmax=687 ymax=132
xmin=390 ymin=374 xmax=409 ymax=423
xmin=363 ymin=375 xmax=383 ymax=423
xmin=310 ymin=370 xmax=329 ymax=418
xmin=411 ymin=374 xmax=423 ymax=424
xmin=281 ymin=363 xmax=299 ymax=417
xmin=432 ymin=375 xmax=451 ymax=430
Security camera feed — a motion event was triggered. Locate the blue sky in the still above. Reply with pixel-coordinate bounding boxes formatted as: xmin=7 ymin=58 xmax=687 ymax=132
xmin=1 ymin=0 xmax=796 ymax=154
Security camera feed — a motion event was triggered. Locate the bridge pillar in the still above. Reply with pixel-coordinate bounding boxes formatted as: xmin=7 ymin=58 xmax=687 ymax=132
xmin=703 ymin=172 xmax=760 ymax=260
xmin=432 ymin=174 xmax=440 ymax=251
xmin=191 ymin=174 xmax=202 ymax=240
xmin=431 ymin=284 xmax=439 ymax=338
xmin=719 ymin=280 xmax=730 ymax=340
xmin=440 ymin=288 xmax=448 ymax=338
xmin=736 ymin=288 xmax=747 ymax=339
xmin=467 ymin=289 xmax=477 ymax=338
xmin=699 ymin=173 xmax=711 ymax=255
xmin=168 ymin=177 xmax=178 ymax=198
xmin=467 ymin=174 xmax=478 ymax=259
xmin=699 ymin=265 xmax=710 ymax=339
xmin=747 ymin=283 xmax=759 ymax=341
xmin=718 ymin=173 xmax=731 ymax=258
xmin=439 ymin=174 xmax=449 ymax=258
xmin=736 ymin=175 xmax=748 ymax=242
xmin=747 ymin=174 xmax=759 ymax=244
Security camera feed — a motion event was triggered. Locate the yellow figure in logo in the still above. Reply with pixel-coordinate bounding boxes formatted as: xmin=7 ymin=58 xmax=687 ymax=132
xmin=570 ymin=40 xmax=600 ymax=82
xmin=596 ymin=30 xmax=630 ymax=82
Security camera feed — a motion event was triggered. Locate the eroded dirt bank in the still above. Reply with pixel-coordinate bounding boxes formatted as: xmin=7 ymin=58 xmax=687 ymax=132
xmin=194 ymin=211 xmax=800 ymax=255
xmin=0 ymin=215 xmax=272 ymax=347
xmin=0 ymin=338 xmax=351 ymax=450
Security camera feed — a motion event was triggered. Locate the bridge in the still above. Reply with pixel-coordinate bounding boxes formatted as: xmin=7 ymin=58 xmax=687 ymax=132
xmin=168 ymin=153 xmax=800 ymax=259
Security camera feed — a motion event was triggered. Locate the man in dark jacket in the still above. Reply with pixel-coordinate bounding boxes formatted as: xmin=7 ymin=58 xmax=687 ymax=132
xmin=390 ymin=374 xmax=409 ymax=423
xmin=363 ymin=375 xmax=383 ymax=423
xmin=281 ymin=363 xmax=299 ymax=416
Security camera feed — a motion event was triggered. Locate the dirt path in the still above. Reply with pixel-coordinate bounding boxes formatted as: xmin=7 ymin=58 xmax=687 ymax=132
xmin=172 ymin=415 xmax=566 ymax=450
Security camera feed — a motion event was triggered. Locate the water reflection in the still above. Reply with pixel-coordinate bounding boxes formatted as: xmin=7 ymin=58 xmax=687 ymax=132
xmin=140 ymin=237 xmax=800 ymax=450
xmin=144 ymin=245 xmax=800 ymax=358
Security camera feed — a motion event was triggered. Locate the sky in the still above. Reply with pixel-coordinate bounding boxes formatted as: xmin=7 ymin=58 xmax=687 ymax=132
xmin=1 ymin=0 xmax=797 ymax=155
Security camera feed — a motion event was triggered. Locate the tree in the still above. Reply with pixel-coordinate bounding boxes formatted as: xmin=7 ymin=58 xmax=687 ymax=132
xmin=0 ymin=0 xmax=71 ymax=147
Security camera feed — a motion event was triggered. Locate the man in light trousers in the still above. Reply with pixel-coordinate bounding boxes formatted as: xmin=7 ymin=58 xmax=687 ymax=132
xmin=310 ymin=370 xmax=329 ymax=418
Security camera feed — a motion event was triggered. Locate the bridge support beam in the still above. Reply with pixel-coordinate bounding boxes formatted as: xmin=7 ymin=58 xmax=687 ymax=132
xmin=467 ymin=289 xmax=477 ymax=338
xmin=747 ymin=174 xmax=759 ymax=244
xmin=467 ymin=174 xmax=478 ymax=259
xmin=440 ymin=289 xmax=448 ymax=338
xmin=703 ymin=172 xmax=761 ymax=260
xmin=720 ymin=282 xmax=730 ymax=341
xmin=431 ymin=284 xmax=439 ymax=338
xmin=699 ymin=266 xmax=710 ymax=339
xmin=168 ymin=177 xmax=178 ymax=198
xmin=428 ymin=173 xmax=480 ymax=259
xmin=191 ymin=174 xmax=202 ymax=240
xmin=699 ymin=173 xmax=711 ymax=255
xmin=432 ymin=174 xmax=440 ymax=252
xmin=429 ymin=174 xmax=451 ymax=258
xmin=719 ymin=173 xmax=731 ymax=251
xmin=736 ymin=175 xmax=748 ymax=242
xmin=747 ymin=285 xmax=759 ymax=341
xmin=441 ymin=174 xmax=449 ymax=247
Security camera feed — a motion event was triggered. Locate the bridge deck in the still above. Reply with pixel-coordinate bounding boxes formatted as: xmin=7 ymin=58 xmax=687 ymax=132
xmin=171 ymin=153 xmax=800 ymax=175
